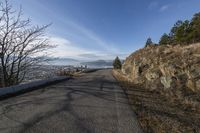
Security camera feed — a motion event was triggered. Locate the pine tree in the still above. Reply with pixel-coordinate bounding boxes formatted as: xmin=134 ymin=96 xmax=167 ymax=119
xmin=145 ymin=38 xmax=153 ymax=47
xmin=159 ymin=33 xmax=171 ymax=45
xmin=190 ymin=12 xmax=200 ymax=43
xmin=170 ymin=20 xmax=183 ymax=44
xmin=158 ymin=12 xmax=200 ymax=46
xmin=113 ymin=56 xmax=122 ymax=69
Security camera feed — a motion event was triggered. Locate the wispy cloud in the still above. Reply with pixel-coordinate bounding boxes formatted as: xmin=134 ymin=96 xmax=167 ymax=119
xmin=32 ymin=0 xmax=119 ymax=53
xmin=148 ymin=2 xmax=170 ymax=12
xmin=27 ymin=0 xmax=125 ymax=60
xmin=48 ymin=36 xmax=90 ymax=58
xmin=66 ymin=21 xmax=119 ymax=53
xmin=33 ymin=0 xmax=119 ymax=54
xmin=160 ymin=5 xmax=170 ymax=12
xmin=78 ymin=53 xmax=128 ymax=60
xmin=78 ymin=53 xmax=101 ymax=59
xmin=47 ymin=36 xmax=126 ymax=60
xmin=148 ymin=1 xmax=158 ymax=10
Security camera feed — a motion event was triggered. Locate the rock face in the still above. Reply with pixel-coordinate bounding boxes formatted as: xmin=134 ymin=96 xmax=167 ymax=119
xmin=122 ymin=43 xmax=200 ymax=92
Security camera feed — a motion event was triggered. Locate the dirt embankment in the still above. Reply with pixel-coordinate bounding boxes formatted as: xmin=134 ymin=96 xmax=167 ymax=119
xmin=113 ymin=43 xmax=200 ymax=133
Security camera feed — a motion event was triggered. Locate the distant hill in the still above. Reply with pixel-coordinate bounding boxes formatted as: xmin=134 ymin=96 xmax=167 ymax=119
xmin=51 ymin=58 xmax=80 ymax=66
xmin=81 ymin=60 xmax=113 ymax=68
xmin=51 ymin=58 xmax=124 ymax=68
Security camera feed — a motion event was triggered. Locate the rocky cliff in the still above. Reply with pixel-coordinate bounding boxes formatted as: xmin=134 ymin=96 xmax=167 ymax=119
xmin=122 ymin=43 xmax=200 ymax=93
xmin=117 ymin=43 xmax=200 ymax=132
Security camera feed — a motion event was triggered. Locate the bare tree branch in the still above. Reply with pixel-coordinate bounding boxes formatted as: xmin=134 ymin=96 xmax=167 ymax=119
xmin=0 ymin=0 xmax=54 ymax=86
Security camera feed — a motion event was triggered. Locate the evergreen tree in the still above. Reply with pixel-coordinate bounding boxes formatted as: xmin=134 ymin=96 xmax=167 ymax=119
xmin=170 ymin=20 xmax=183 ymax=44
xmin=175 ymin=20 xmax=191 ymax=44
xmin=170 ymin=20 xmax=183 ymax=35
xmin=113 ymin=56 xmax=122 ymax=69
xmin=145 ymin=38 xmax=153 ymax=47
xmin=158 ymin=12 xmax=200 ymax=46
xmin=169 ymin=20 xmax=192 ymax=44
xmin=190 ymin=12 xmax=200 ymax=43
xmin=159 ymin=33 xmax=171 ymax=45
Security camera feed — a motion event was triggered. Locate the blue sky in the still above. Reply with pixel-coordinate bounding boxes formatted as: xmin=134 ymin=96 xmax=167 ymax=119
xmin=12 ymin=0 xmax=200 ymax=60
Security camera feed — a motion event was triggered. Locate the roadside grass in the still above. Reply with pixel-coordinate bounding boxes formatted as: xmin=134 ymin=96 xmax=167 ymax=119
xmin=113 ymin=70 xmax=200 ymax=133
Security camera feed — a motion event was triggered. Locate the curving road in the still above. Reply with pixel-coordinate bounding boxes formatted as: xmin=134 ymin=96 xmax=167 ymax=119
xmin=0 ymin=69 xmax=142 ymax=133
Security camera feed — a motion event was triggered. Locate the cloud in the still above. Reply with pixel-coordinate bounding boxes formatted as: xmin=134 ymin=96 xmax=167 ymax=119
xmin=160 ymin=5 xmax=170 ymax=12
xmin=148 ymin=2 xmax=170 ymax=12
xmin=148 ymin=2 xmax=158 ymax=10
xmin=48 ymin=36 xmax=89 ymax=58
xmin=47 ymin=36 xmax=126 ymax=61
xmin=78 ymin=53 xmax=128 ymax=60
xmin=30 ymin=0 xmax=124 ymax=60
xmin=33 ymin=0 xmax=119 ymax=54
xmin=62 ymin=20 xmax=120 ymax=53
xmin=78 ymin=53 xmax=101 ymax=59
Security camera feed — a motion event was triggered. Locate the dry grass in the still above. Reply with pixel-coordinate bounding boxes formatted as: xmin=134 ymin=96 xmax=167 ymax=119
xmin=113 ymin=70 xmax=200 ymax=133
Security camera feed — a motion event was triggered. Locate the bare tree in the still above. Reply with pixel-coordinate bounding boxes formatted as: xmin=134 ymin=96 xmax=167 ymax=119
xmin=0 ymin=0 xmax=54 ymax=87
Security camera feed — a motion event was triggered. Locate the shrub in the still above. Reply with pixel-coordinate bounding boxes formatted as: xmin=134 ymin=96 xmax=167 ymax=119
xmin=113 ymin=56 xmax=122 ymax=69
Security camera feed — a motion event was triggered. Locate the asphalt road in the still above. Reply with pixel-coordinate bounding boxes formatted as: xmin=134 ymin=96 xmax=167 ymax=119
xmin=0 ymin=69 xmax=142 ymax=133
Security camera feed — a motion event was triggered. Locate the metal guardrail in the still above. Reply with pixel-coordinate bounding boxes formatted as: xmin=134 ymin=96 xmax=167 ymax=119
xmin=0 ymin=76 xmax=70 ymax=99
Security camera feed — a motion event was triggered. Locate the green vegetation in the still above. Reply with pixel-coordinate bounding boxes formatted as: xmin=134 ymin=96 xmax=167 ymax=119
xmin=113 ymin=56 xmax=122 ymax=69
xmin=160 ymin=12 xmax=200 ymax=45
xmin=146 ymin=12 xmax=200 ymax=46
xmin=145 ymin=37 xmax=153 ymax=47
xmin=159 ymin=33 xmax=172 ymax=45
xmin=117 ymin=12 xmax=200 ymax=131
